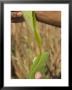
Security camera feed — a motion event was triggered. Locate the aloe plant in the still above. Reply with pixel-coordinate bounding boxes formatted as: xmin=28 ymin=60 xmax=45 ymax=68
xmin=22 ymin=11 xmax=49 ymax=79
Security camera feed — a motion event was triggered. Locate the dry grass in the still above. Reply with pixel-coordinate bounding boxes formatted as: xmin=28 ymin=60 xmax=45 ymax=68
xmin=11 ymin=21 xmax=61 ymax=79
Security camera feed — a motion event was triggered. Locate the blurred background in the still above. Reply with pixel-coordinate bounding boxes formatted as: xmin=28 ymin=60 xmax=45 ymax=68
xmin=11 ymin=11 xmax=61 ymax=79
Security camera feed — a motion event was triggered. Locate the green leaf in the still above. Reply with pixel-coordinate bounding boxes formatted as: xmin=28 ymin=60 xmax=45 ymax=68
xmin=22 ymin=11 xmax=34 ymax=32
xmin=22 ymin=11 xmax=42 ymax=48
xmin=28 ymin=52 xmax=49 ymax=79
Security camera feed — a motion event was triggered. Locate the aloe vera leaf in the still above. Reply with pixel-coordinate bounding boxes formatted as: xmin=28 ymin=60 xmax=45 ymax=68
xmin=22 ymin=11 xmax=42 ymax=48
xmin=28 ymin=52 xmax=49 ymax=79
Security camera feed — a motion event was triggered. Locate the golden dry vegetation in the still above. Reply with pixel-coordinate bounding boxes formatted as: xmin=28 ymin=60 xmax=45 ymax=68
xmin=11 ymin=13 xmax=61 ymax=79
